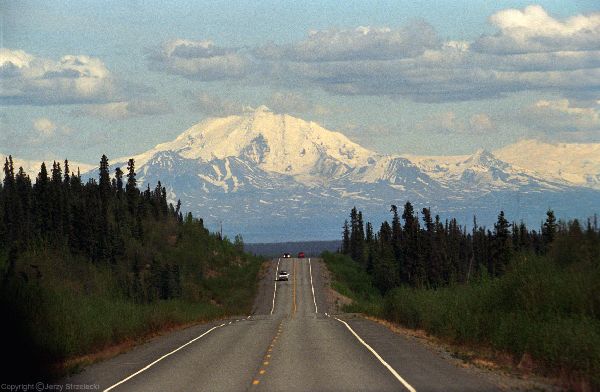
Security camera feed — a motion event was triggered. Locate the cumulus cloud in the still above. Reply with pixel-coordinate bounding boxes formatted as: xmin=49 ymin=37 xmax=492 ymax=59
xmin=255 ymin=22 xmax=439 ymax=62
xmin=473 ymin=5 xmax=600 ymax=54
xmin=519 ymin=99 xmax=600 ymax=134
xmin=152 ymin=6 xmax=600 ymax=103
xmin=148 ymin=39 xmax=252 ymax=81
xmin=72 ymin=99 xmax=173 ymax=120
xmin=0 ymin=48 xmax=122 ymax=105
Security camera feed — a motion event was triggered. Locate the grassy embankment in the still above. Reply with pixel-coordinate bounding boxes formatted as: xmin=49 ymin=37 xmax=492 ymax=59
xmin=322 ymin=250 xmax=600 ymax=388
xmin=0 ymin=218 xmax=263 ymax=380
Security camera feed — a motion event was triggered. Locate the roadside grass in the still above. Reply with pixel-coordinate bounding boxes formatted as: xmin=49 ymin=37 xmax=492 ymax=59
xmin=321 ymin=251 xmax=383 ymax=315
xmin=322 ymin=251 xmax=600 ymax=388
xmin=1 ymin=239 xmax=262 ymax=381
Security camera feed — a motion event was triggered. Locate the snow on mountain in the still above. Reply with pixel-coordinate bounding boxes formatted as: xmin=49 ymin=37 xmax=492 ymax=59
xmin=78 ymin=109 xmax=599 ymax=242
xmin=121 ymin=105 xmax=377 ymax=184
xmin=494 ymin=139 xmax=600 ymax=190
xmin=0 ymin=153 xmax=95 ymax=177
xmin=404 ymin=149 xmax=565 ymax=191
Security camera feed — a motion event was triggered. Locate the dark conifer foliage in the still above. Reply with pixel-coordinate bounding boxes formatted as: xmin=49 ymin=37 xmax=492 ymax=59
xmin=0 ymin=155 xmax=262 ymax=382
xmin=342 ymin=204 xmax=600 ymax=293
xmin=0 ymin=154 xmax=189 ymax=281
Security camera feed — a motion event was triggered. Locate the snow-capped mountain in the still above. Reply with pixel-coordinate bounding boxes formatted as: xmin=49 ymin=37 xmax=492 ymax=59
xmin=120 ymin=105 xmax=376 ymax=186
xmin=81 ymin=107 xmax=599 ymax=242
xmin=494 ymin=139 xmax=600 ymax=190
xmin=405 ymin=149 xmax=565 ymax=192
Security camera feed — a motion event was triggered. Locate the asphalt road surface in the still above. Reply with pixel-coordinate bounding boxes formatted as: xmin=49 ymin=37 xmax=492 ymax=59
xmin=64 ymin=258 xmax=500 ymax=391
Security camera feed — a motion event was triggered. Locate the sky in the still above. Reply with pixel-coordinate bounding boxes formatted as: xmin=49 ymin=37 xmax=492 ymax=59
xmin=1 ymin=0 xmax=600 ymax=164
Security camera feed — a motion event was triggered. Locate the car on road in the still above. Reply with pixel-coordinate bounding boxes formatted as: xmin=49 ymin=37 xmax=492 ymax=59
xmin=278 ymin=270 xmax=290 ymax=281
xmin=298 ymin=252 xmax=305 ymax=258
xmin=282 ymin=253 xmax=291 ymax=258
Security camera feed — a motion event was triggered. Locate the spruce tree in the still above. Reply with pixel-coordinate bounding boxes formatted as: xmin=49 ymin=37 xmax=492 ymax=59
xmin=126 ymin=159 xmax=138 ymax=214
xmin=542 ymin=209 xmax=557 ymax=252
xmin=493 ymin=211 xmax=511 ymax=276
xmin=342 ymin=219 xmax=350 ymax=255
xmin=115 ymin=167 xmax=124 ymax=196
xmin=34 ymin=162 xmax=51 ymax=235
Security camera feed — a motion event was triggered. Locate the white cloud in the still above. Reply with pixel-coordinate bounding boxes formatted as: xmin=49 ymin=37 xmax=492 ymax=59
xmin=72 ymin=99 xmax=173 ymax=120
xmin=32 ymin=118 xmax=57 ymax=136
xmin=152 ymin=6 xmax=600 ymax=103
xmin=255 ymin=22 xmax=438 ymax=62
xmin=473 ymin=5 xmax=600 ymax=54
xmin=519 ymin=99 xmax=600 ymax=134
xmin=148 ymin=39 xmax=252 ymax=81
xmin=0 ymin=48 xmax=122 ymax=105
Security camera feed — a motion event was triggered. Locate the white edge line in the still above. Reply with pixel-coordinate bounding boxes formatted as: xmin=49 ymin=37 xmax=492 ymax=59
xmin=334 ymin=317 xmax=417 ymax=392
xmin=270 ymin=258 xmax=280 ymax=315
xmin=103 ymin=323 xmax=226 ymax=392
xmin=308 ymin=258 xmax=318 ymax=313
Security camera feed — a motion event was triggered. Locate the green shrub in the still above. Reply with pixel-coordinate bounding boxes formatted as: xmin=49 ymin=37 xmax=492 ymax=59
xmin=322 ymin=251 xmax=383 ymax=315
xmin=382 ymin=253 xmax=600 ymax=385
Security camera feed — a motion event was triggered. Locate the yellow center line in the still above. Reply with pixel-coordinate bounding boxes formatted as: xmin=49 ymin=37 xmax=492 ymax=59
xmin=251 ymin=316 xmax=285 ymax=387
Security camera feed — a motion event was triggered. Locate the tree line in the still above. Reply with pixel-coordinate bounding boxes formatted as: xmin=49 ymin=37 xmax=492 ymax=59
xmin=341 ymin=202 xmax=599 ymax=292
xmin=0 ymin=154 xmax=220 ymax=303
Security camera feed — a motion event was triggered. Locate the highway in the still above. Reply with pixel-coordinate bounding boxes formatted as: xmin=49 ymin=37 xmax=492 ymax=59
xmin=65 ymin=258 xmax=500 ymax=391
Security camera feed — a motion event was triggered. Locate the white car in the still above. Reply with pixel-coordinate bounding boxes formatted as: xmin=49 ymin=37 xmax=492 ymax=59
xmin=278 ymin=270 xmax=290 ymax=281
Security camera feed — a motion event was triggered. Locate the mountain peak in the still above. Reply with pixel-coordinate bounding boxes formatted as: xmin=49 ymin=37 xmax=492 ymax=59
xmin=129 ymin=108 xmax=377 ymax=179
xmin=243 ymin=105 xmax=272 ymax=115
xmin=464 ymin=148 xmax=503 ymax=167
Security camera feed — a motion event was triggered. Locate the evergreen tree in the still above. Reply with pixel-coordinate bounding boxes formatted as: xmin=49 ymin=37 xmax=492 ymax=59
xmin=401 ymin=201 xmax=419 ymax=284
xmin=365 ymin=221 xmax=375 ymax=273
xmin=115 ymin=167 xmax=124 ymax=196
xmin=339 ymin=203 xmax=587 ymax=291
xmin=342 ymin=219 xmax=350 ymax=255
xmin=34 ymin=162 xmax=51 ymax=235
xmin=542 ymin=209 xmax=557 ymax=251
xmin=126 ymin=159 xmax=138 ymax=214
xmin=2 ymin=157 xmax=18 ymax=247
xmin=99 ymin=155 xmax=111 ymax=198
xmin=373 ymin=221 xmax=397 ymax=293
xmin=492 ymin=211 xmax=511 ymax=276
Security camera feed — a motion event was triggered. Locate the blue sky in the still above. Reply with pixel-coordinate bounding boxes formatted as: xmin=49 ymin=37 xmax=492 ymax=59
xmin=1 ymin=1 xmax=599 ymax=163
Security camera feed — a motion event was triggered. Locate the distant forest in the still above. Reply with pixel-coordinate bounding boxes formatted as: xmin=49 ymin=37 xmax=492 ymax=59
xmin=1 ymin=155 xmax=181 ymax=261
xmin=341 ymin=202 xmax=600 ymax=292
xmin=245 ymin=240 xmax=341 ymax=257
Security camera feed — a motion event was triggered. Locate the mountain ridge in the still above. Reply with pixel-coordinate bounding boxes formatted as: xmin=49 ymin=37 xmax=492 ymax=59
xmin=5 ymin=108 xmax=599 ymax=241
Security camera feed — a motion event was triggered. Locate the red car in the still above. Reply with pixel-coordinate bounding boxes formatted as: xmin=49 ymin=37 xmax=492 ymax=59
xmin=298 ymin=252 xmax=305 ymax=258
